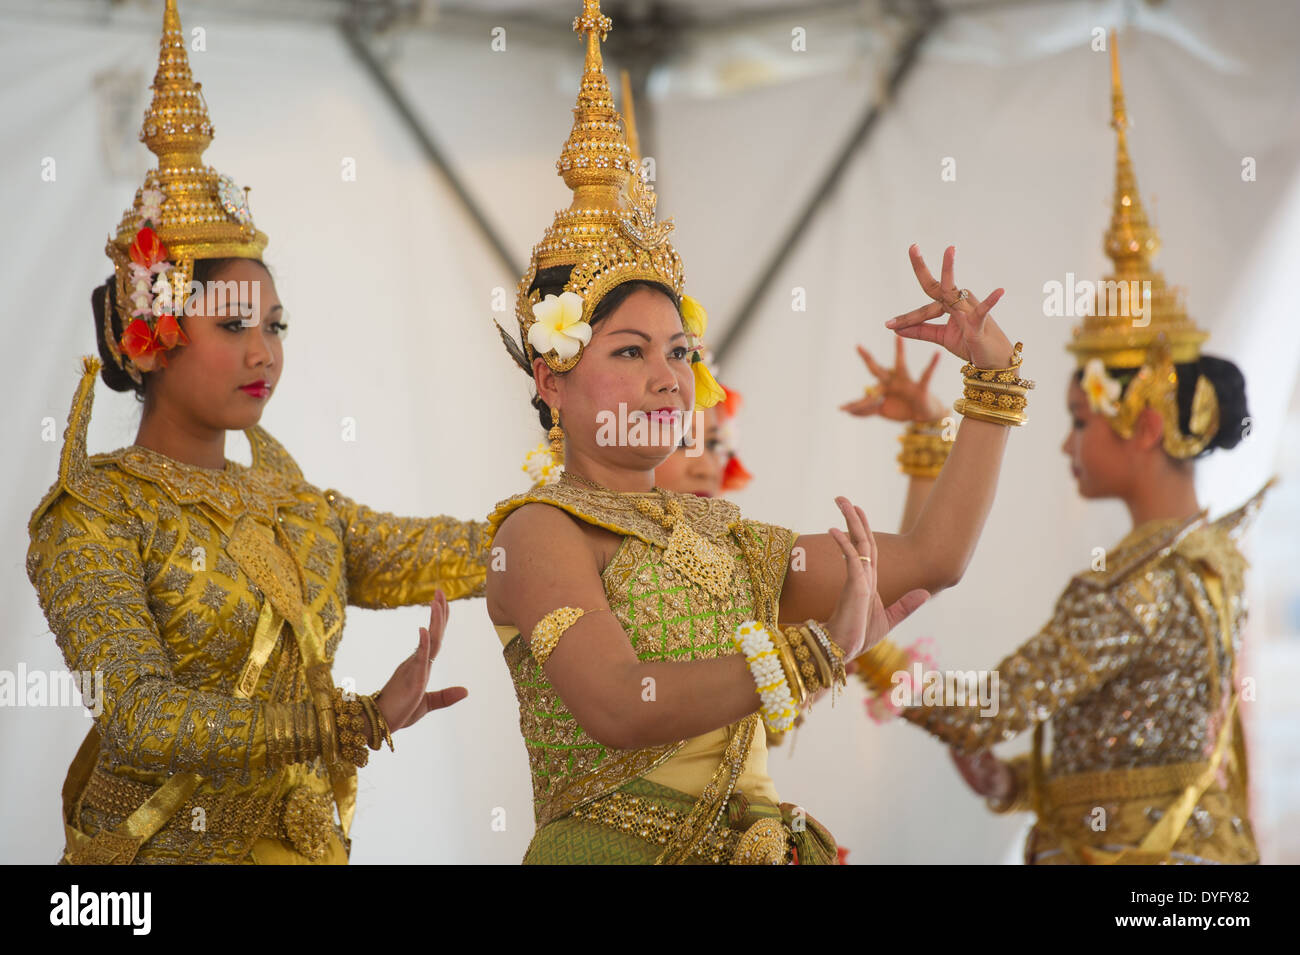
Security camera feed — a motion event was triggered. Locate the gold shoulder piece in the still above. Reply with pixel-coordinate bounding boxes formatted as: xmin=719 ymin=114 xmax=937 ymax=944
xmin=246 ymin=425 xmax=303 ymax=481
xmin=1172 ymin=478 xmax=1275 ymax=592
xmin=1077 ymin=512 xmax=1204 ymax=590
xmin=1210 ymin=477 xmax=1276 ymax=542
xmin=29 ymin=356 xmax=122 ymax=535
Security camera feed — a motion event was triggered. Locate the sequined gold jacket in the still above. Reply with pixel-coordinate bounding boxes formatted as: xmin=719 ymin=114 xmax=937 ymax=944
xmin=26 ymin=359 xmax=490 ymax=863
xmin=485 ymin=479 xmax=795 ymax=830
xmin=901 ymin=485 xmax=1270 ymax=864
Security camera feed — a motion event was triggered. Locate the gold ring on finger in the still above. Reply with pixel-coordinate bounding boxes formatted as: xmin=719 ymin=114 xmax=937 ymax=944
xmin=946 ymin=288 xmax=971 ymax=309
xmin=858 ymin=555 xmax=872 ymax=564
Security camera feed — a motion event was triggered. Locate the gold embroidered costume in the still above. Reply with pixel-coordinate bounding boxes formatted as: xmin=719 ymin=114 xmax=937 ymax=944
xmin=485 ymin=1 xmax=842 ymax=864
xmin=902 ymin=490 xmax=1268 ymax=864
xmin=27 ymin=1 xmax=489 ymax=865
xmin=488 ymin=478 xmax=837 ymax=864
xmin=902 ymin=39 xmax=1267 ymax=865
xmin=28 ymin=359 xmax=488 ymax=864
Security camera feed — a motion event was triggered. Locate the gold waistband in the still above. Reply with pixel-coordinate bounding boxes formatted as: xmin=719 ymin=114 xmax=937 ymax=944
xmin=80 ymin=768 xmax=340 ymax=861
xmin=569 ymin=789 xmax=791 ymax=865
xmin=1043 ymin=760 xmax=1214 ymax=808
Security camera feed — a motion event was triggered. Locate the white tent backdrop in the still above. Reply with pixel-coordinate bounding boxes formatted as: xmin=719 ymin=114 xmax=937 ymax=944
xmin=2 ymin=0 xmax=1298 ymax=864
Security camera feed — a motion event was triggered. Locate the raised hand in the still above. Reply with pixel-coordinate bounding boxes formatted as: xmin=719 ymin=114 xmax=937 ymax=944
xmin=886 ymin=245 xmax=1014 ymax=369
xmin=825 ymin=496 xmax=929 ymax=660
xmin=377 ymin=589 xmax=468 ymax=732
xmin=839 ymin=336 xmax=945 ymax=422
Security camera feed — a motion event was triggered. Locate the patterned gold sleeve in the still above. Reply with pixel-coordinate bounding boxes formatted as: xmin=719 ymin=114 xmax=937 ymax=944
xmin=899 ymin=571 xmax=1172 ymax=755
xmin=26 ymin=494 xmax=327 ymax=780
xmin=324 ymin=489 xmax=489 ymax=607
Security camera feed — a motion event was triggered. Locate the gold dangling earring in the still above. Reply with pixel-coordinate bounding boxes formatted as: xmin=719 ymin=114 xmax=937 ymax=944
xmin=548 ymin=406 xmax=565 ymax=462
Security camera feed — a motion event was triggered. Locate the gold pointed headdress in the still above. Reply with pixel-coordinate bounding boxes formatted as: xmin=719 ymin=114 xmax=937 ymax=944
xmin=499 ymin=0 xmax=684 ymax=377
xmin=104 ymin=0 xmax=268 ymax=381
xmin=1066 ymin=32 xmax=1218 ymax=458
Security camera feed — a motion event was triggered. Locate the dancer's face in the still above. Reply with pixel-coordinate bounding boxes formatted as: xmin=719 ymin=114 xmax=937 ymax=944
xmin=1061 ymin=379 xmax=1134 ymax=499
xmin=543 ymin=286 xmax=694 ymax=471
xmin=655 ymin=405 xmax=726 ymax=497
xmin=145 ymin=259 xmax=285 ymax=432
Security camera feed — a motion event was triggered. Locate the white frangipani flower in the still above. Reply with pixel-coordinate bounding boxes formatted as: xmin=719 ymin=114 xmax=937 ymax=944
xmin=527 ymin=291 xmax=590 ymax=361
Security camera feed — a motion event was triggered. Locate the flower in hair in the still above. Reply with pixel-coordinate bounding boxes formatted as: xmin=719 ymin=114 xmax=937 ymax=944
xmin=1082 ymin=358 xmax=1122 ymax=417
xmin=528 ymin=291 xmax=590 ymax=361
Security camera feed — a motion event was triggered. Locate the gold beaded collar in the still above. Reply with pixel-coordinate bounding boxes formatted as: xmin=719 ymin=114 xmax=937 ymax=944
xmin=109 ymin=426 xmax=304 ymax=525
xmin=487 ymin=473 xmax=741 ymax=550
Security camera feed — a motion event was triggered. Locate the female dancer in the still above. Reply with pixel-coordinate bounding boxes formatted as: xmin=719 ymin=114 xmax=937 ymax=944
xmin=26 ymin=0 xmax=487 ymax=864
xmin=899 ymin=42 xmax=1269 ymax=864
xmin=485 ymin=0 xmax=1031 ymax=864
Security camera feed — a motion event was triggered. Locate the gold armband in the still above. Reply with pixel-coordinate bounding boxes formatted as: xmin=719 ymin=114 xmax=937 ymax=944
xmin=529 ymin=606 xmax=588 ymax=665
xmin=897 ymin=419 xmax=953 ymax=478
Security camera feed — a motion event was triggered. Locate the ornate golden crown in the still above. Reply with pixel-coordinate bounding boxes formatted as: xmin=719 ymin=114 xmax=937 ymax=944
xmin=104 ymin=0 xmax=268 ymax=380
xmin=1067 ymin=33 xmax=1218 ymax=458
xmin=497 ymin=0 xmax=684 ymax=376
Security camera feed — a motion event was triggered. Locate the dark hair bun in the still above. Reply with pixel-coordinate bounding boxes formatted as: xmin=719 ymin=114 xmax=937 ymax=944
xmin=1182 ymin=354 xmax=1249 ymax=454
xmin=91 ymin=278 xmax=144 ymax=398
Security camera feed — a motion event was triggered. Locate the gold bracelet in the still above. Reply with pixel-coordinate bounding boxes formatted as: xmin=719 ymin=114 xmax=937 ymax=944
xmin=953 ymin=397 xmax=1027 ymax=427
xmin=854 ymin=639 xmax=912 ymax=695
xmin=961 ymin=384 xmax=1028 ymax=413
xmin=897 ymin=420 xmax=953 ymax=478
xmin=770 ymin=627 xmax=806 ymax=707
xmin=960 ymin=341 xmax=1028 ymax=379
xmin=366 ymin=691 xmax=394 ymax=752
xmin=805 ymin=620 xmax=847 ymax=704
xmin=333 ymin=687 xmax=370 ymax=768
xmin=305 ymin=664 xmax=339 ymax=763
xmin=783 ymin=625 xmax=824 ymax=696
xmin=986 ymin=756 xmax=1032 ymax=814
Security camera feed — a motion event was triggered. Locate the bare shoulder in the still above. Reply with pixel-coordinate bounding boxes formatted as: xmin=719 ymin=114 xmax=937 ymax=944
xmin=487 ymin=502 xmax=604 ymax=624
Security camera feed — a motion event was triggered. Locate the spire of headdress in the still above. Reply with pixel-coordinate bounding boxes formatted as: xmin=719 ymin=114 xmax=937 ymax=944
xmin=103 ymin=0 xmax=269 ymax=381
xmin=140 ymin=0 xmax=214 ymax=169
xmin=512 ymin=0 xmax=683 ymax=374
xmin=620 ymin=69 xmax=641 ymax=163
xmin=1066 ymin=30 xmax=1207 ymax=368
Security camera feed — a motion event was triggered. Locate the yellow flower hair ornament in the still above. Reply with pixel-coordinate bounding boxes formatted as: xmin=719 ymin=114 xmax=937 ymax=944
xmin=681 ymin=295 xmax=724 ymax=409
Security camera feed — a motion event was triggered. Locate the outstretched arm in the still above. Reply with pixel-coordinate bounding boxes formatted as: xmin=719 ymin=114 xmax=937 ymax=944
xmin=325 ymin=489 xmax=490 ymax=607
xmin=781 ymin=245 xmax=1019 ymax=618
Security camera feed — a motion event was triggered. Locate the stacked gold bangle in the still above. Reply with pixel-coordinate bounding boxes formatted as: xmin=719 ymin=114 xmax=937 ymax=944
xmin=264 ymin=701 xmax=319 ymax=770
xmin=783 ymin=625 xmax=823 ymax=697
xmin=953 ymin=341 xmax=1034 ymax=427
xmin=776 ymin=621 xmax=847 ymax=706
xmin=333 ymin=687 xmax=369 ymax=768
xmin=897 ymin=418 xmax=953 ymax=478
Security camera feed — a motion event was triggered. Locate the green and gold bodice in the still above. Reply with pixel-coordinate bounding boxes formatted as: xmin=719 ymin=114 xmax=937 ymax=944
xmin=486 ymin=478 xmax=796 ymax=826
